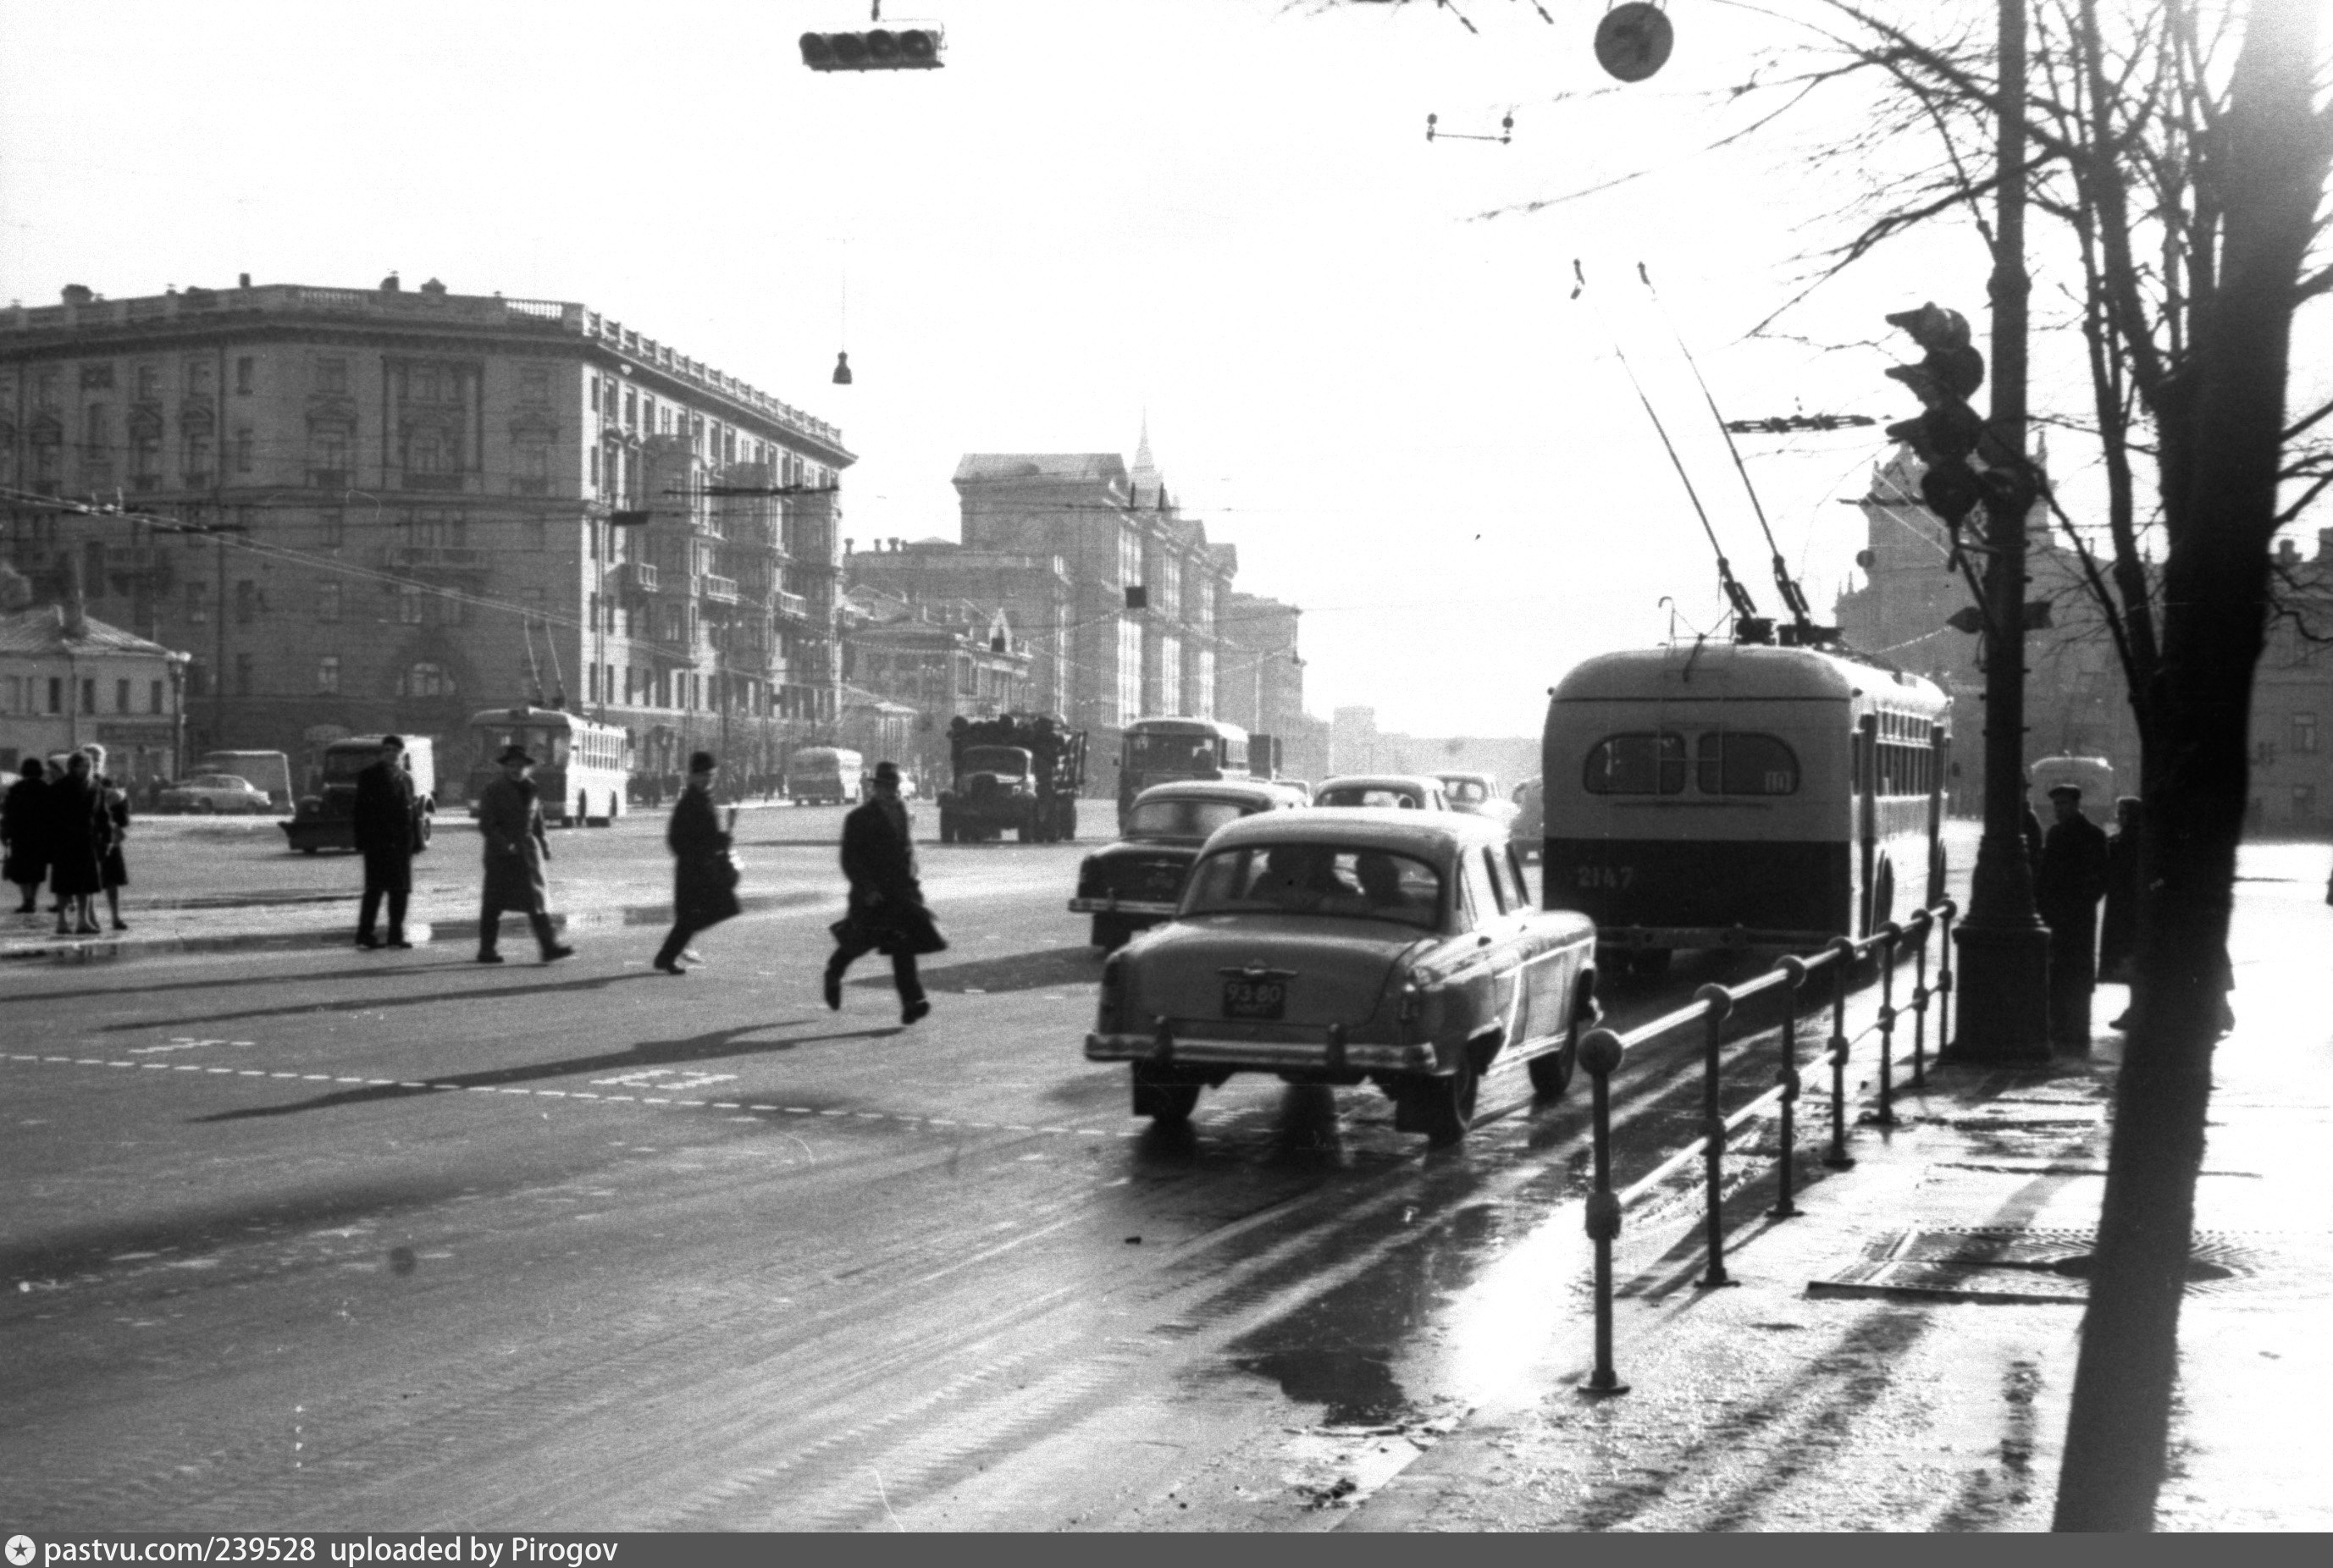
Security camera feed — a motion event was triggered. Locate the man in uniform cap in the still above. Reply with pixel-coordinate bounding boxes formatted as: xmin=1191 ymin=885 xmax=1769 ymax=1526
xmin=475 ymin=743 xmax=572 ymax=963
xmin=351 ymin=735 xmax=418 ymax=949
xmin=825 ymin=759 xmax=943 ymax=1023
xmin=2035 ymin=782 xmax=2110 ymax=1047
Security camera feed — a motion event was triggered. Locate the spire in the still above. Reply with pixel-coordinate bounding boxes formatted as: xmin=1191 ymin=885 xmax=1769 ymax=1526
xmin=1131 ymin=411 xmax=1159 ymax=506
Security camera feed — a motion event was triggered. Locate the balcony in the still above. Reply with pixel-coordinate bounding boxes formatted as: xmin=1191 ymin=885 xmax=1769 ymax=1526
xmin=619 ymin=561 xmax=660 ymax=594
xmin=699 ymin=574 xmax=739 ymax=605
xmin=772 ymin=588 xmax=811 ymax=622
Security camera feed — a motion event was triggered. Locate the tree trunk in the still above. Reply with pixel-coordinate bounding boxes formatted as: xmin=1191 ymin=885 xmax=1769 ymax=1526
xmin=2054 ymin=0 xmax=2327 ymax=1530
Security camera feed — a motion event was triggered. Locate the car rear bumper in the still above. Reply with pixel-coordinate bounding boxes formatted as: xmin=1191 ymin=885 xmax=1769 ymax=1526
xmin=1068 ymin=897 xmax=1178 ymax=918
xmin=1085 ymin=1025 xmax=1436 ymax=1074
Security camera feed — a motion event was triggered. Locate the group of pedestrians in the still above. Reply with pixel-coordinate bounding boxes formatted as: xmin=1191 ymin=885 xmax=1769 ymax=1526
xmin=346 ymin=739 xmax=943 ymax=1024
xmin=2 ymin=744 xmax=133 ymax=936
xmin=2030 ymin=782 xmax=2148 ymax=1047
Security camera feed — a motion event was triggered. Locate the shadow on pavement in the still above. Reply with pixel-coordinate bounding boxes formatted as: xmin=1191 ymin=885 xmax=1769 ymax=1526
xmin=854 ymin=942 xmax=1103 ymax=996
xmin=0 ymin=962 xmax=476 ymax=1008
xmin=191 ymin=1019 xmax=903 ymax=1123
xmin=100 ymin=968 xmax=665 ymax=1032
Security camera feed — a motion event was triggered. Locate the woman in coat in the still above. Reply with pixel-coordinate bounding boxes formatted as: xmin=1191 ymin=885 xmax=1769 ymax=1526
xmin=652 ymin=751 xmax=741 ymax=974
xmin=473 ymin=743 xmax=572 ymax=964
xmin=86 ymin=745 xmax=132 ymax=931
xmin=45 ymin=751 xmax=107 ymax=936
xmin=3 ymin=756 xmax=48 ymax=914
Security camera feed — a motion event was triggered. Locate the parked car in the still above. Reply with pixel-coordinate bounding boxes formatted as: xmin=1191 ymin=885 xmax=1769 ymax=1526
xmin=1509 ymin=776 xmax=1545 ymax=862
xmin=1070 ymin=780 xmax=1299 ymax=951
xmin=1313 ymin=774 xmax=1451 ymax=811
xmin=158 ymin=774 xmax=274 ymax=814
xmin=1435 ymin=770 xmax=1519 ymax=825
xmin=1086 ymin=809 xmax=1600 ymax=1144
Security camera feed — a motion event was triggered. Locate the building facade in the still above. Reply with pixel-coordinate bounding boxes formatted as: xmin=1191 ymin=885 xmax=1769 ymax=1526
xmin=0 ymin=276 xmax=853 ymax=793
xmin=843 ymin=538 xmax=1074 ymax=716
xmin=0 ymin=601 xmax=188 ymax=779
xmin=1833 ymin=443 xmax=2333 ymax=833
xmin=838 ymin=582 xmax=1034 ymax=784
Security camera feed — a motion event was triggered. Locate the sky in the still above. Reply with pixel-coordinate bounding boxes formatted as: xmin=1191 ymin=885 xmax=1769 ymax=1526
xmin=2 ymin=0 xmax=2280 ymax=736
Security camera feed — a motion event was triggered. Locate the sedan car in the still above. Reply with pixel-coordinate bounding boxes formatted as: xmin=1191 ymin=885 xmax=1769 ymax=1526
xmin=1070 ymin=780 xmax=1297 ymax=950
xmin=1313 ymin=774 xmax=1451 ymax=811
xmin=1509 ymin=776 xmax=1545 ymax=862
xmin=1086 ymin=810 xmax=1599 ymax=1144
xmin=158 ymin=773 xmax=273 ymax=814
xmin=1435 ymin=770 xmax=1520 ymax=826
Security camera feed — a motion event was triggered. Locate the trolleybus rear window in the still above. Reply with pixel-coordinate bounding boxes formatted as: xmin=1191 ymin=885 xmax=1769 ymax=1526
xmin=1583 ymin=732 xmax=1686 ymax=795
xmin=1695 ymin=732 xmax=1800 ymax=795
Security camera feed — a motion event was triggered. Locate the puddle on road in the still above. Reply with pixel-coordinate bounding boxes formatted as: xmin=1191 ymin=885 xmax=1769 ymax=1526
xmin=1233 ymin=1347 xmax=1408 ymax=1426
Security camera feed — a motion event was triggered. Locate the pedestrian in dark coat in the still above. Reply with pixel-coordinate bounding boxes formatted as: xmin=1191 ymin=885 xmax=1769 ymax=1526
xmin=652 ymin=751 xmax=741 ymax=974
xmin=2036 ymin=783 xmax=2111 ymax=1048
xmin=352 ymin=734 xmax=419 ymax=949
xmin=2098 ymin=796 xmax=2142 ymax=990
xmin=474 ymin=744 xmax=572 ymax=964
xmin=86 ymin=746 xmax=131 ymax=931
xmin=824 ymin=759 xmax=943 ymax=1024
xmin=45 ymin=751 xmax=106 ymax=935
xmin=3 ymin=756 xmax=48 ymax=914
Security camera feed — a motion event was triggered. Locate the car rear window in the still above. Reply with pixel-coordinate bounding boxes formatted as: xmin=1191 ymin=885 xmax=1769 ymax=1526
xmin=1184 ymin=844 xmax=1443 ymax=930
xmin=1128 ymin=798 xmax=1248 ymax=838
xmin=1318 ymin=787 xmax=1422 ymax=809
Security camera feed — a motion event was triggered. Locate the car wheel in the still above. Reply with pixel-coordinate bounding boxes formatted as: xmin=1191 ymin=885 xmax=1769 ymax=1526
xmin=1092 ymin=914 xmax=1131 ymax=951
xmin=1131 ymin=1066 xmax=1201 ymax=1125
xmin=1529 ymin=1017 xmax=1579 ymax=1099
xmin=196 ymin=799 xmax=217 ymax=814
xmin=1415 ymin=1050 xmax=1480 ymax=1146
xmin=417 ymin=810 xmax=434 ymax=849
xmin=1017 ymin=821 xmax=1035 ymax=843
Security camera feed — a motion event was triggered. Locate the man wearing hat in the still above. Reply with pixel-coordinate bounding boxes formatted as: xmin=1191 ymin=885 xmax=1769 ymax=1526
xmin=826 ymin=759 xmax=943 ymax=1023
xmin=351 ymin=735 xmax=418 ymax=949
xmin=475 ymin=743 xmax=572 ymax=963
xmin=2035 ymin=781 xmax=2110 ymax=1047
xmin=652 ymin=751 xmax=740 ymax=974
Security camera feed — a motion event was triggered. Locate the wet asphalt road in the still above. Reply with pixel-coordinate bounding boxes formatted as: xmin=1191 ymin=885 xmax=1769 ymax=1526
xmin=2 ymin=811 xmax=1902 ymax=1530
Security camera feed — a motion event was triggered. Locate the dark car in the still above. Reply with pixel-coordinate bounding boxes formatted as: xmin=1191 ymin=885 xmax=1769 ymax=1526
xmin=1070 ymin=780 xmax=1299 ymax=950
xmin=1509 ymin=776 xmax=1545 ymax=862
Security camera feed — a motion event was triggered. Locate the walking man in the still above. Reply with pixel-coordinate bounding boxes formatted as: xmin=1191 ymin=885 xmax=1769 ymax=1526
xmin=652 ymin=750 xmax=741 ymax=974
xmin=475 ymin=743 xmax=573 ymax=964
xmin=352 ymin=734 xmax=418 ymax=950
xmin=2036 ymin=782 xmax=2110 ymax=1049
xmin=825 ymin=760 xmax=943 ymax=1024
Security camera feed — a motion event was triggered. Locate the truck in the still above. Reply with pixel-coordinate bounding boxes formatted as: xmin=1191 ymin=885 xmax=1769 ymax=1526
xmin=787 ymin=746 xmax=865 ymax=807
xmin=195 ymin=750 xmax=293 ymax=810
xmin=937 ymin=713 xmax=1086 ymax=844
xmin=282 ymin=735 xmax=437 ymax=854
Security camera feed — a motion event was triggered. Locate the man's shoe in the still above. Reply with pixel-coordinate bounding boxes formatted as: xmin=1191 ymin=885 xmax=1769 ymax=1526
xmin=477 ymin=951 xmax=505 ymax=963
xmin=902 ymin=997 xmax=931 ymax=1026
xmin=654 ymin=960 xmax=687 ymax=976
xmin=542 ymin=944 xmax=576 ymax=963
xmin=110 ymin=919 xmax=129 ymax=931
xmin=386 ymin=939 xmax=412 ymax=950
xmin=356 ymin=936 xmax=381 ymax=950
xmin=822 ymin=969 xmax=843 ymax=1011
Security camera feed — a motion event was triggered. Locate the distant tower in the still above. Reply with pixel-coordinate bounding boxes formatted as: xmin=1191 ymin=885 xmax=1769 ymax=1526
xmin=1130 ymin=414 xmax=1160 ymax=509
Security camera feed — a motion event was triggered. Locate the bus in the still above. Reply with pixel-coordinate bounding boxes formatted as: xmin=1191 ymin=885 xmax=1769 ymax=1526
xmin=1118 ymin=716 xmax=1251 ymax=826
xmin=464 ymin=705 xmax=631 ymax=827
xmin=1541 ymin=641 xmax=1950 ymax=974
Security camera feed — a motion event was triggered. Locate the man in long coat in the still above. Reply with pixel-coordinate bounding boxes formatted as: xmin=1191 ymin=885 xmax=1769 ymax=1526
xmin=475 ymin=744 xmax=572 ymax=964
xmin=3 ymin=756 xmax=48 ymax=914
xmin=652 ymin=750 xmax=740 ymax=974
xmin=45 ymin=750 xmax=107 ymax=936
xmin=2036 ymin=782 xmax=2111 ymax=1048
xmin=825 ymin=760 xmax=943 ymax=1024
xmin=351 ymin=734 xmax=419 ymax=950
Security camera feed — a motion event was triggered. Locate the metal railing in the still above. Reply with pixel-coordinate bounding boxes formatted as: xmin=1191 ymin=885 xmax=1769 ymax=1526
xmin=1576 ymin=900 xmax=1957 ymax=1398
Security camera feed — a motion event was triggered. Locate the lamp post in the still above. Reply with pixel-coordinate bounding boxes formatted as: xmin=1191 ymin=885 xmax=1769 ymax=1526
xmin=1948 ymin=0 xmax=2053 ymax=1062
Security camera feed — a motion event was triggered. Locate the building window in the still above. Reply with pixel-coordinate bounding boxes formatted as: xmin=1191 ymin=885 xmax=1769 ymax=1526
xmin=235 ymin=356 xmax=254 ymax=394
xmin=186 ymin=581 xmax=210 ymax=625
xmin=48 ymin=676 xmax=64 ymax=714
xmin=2292 ymin=711 xmax=2318 ymax=755
xmin=317 ymin=656 xmax=340 ymax=694
xmin=150 ymin=679 xmax=164 ymax=714
xmin=82 ymin=676 xmax=97 ymax=712
xmin=317 ymin=357 xmax=348 ymax=394
xmin=235 ymin=430 xmax=253 ymax=472
xmin=317 ymin=581 xmax=342 ymax=622
xmin=80 ymin=363 xmax=114 ymax=390
xmin=133 ymin=363 xmax=160 ymax=401
xmin=311 ymin=429 xmax=351 ymax=484
xmin=402 ymin=662 xmax=451 ymax=698
xmin=187 ymin=360 xmax=214 ymax=396
xmin=234 ymin=654 xmax=252 ymax=697
xmin=397 ymin=583 xmax=425 ymax=624
xmin=2296 ymin=785 xmax=2318 ymax=820
xmin=131 ymin=429 xmax=162 ymax=488
xmin=185 ymin=662 xmax=207 ymax=699
xmin=235 ymin=580 xmax=257 ymax=625
xmin=115 ymin=678 xmax=130 ymax=713
xmin=318 ymin=510 xmax=344 ymax=548
xmin=185 ymin=433 xmax=213 ymax=484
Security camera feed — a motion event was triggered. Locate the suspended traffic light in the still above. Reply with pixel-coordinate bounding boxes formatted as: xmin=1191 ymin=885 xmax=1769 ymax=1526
xmin=1594 ymin=3 xmax=1674 ymax=83
xmin=800 ymin=24 xmax=944 ymax=71
xmin=1883 ymin=302 xmax=1988 ymax=526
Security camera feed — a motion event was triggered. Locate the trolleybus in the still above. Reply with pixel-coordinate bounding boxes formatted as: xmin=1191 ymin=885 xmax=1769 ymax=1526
xmin=464 ymin=704 xmax=631 ymax=827
xmin=1541 ymin=641 xmax=1950 ymax=973
xmin=1117 ymin=716 xmax=1251 ymax=826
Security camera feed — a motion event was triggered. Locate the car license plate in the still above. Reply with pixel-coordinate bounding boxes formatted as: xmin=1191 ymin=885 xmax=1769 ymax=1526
xmin=1223 ymin=978 xmax=1285 ymax=1020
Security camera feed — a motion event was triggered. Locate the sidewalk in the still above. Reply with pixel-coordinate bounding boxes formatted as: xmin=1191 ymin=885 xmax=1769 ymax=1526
xmin=1343 ymin=844 xmax=2333 ymax=1532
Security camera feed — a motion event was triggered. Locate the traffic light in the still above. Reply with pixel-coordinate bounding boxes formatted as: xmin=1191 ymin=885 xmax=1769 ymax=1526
xmin=800 ymin=25 xmax=944 ymax=71
xmin=1883 ymin=302 xmax=1987 ymax=526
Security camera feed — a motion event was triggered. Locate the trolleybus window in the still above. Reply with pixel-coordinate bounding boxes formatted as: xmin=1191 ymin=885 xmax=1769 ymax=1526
xmin=1694 ymin=732 xmax=1800 ymax=795
xmin=1583 ymin=732 xmax=1686 ymax=795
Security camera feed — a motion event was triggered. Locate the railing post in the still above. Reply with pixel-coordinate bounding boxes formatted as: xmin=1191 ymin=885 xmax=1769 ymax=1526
xmin=1910 ymin=909 xmax=1933 ymax=1090
xmin=1694 ymin=984 xmax=1737 ymax=1288
xmin=1578 ymin=1027 xmax=1628 ymax=1398
xmin=1874 ymin=923 xmax=1903 ymax=1128
xmin=1936 ymin=899 xmax=1958 ymax=1053
xmin=1772 ymin=957 xmax=1806 ymax=1220
xmin=1823 ymin=936 xmax=1857 ymax=1169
